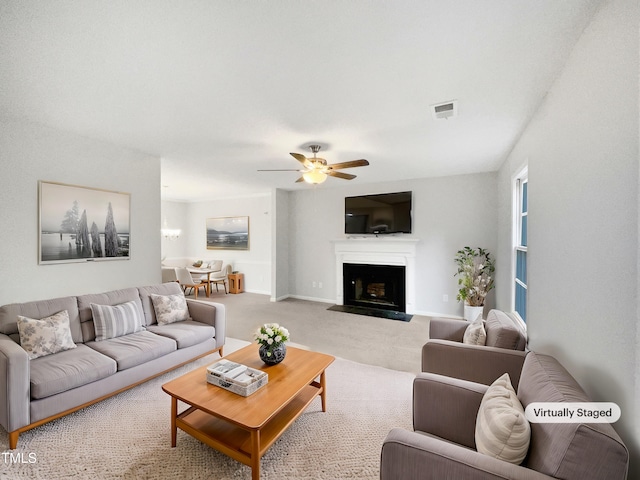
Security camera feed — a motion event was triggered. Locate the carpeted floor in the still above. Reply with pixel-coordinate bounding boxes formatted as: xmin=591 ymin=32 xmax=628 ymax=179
xmin=0 ymin=338 xmax=414 ymax=480
xmin=200 ymin=292 xmax=431 ymax=374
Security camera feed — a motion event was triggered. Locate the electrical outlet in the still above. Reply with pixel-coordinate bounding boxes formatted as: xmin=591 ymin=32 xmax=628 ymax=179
xmin=318 ymin=282 xmax=323 ymax=289
xmin=443 ymin=294 xmax=449 ymax=302
xmin=312 ymin=281 xmax=317 ymax=288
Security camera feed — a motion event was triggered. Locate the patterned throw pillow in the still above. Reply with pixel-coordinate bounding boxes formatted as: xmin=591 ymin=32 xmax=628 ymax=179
xmin=475 ymin=373 xmax=531 ymax=464
xmin=150 ymin=293 xmax=190 ymax=325
xmin=17 ymin=310 xmax=77 ymax=360
xmin=463 ymin=314 xmax=487 ymax=345
xmin=90 ymin=300 xmax=145 ymax=341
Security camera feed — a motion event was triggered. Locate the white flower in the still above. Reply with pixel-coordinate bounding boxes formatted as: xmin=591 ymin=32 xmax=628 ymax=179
xmin=255 ymin=323 xmax=290 ymax=348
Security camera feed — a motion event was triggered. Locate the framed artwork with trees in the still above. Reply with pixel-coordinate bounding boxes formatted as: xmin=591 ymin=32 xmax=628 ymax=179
xmin=38 ymin=181 xmax=130 ymax=264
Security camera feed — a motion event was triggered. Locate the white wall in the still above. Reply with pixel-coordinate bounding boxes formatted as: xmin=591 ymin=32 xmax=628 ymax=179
xmin=287 ymin=173 xmax=498 ymax=317
xmin=497 ymin=0 xmax=639 ymax=472
xmin=0 ymin=118 xmax=161 ymax=305
xmin=160 ymin=200 xmax=189 ymax=259
xmin=162 ymin=194 xmax=272 ymax=295
xmin=272 ymin=189 xmax=290 ymax=301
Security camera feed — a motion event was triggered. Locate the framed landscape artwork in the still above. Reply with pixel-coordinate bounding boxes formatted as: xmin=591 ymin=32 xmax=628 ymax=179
xmin=206 ymin=216 xmax=249 ymax=250
xmin=39 ymin=181 xmax=131 ymax=264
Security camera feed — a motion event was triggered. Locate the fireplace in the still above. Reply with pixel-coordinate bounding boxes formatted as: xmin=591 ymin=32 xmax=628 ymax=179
xmin=343 ymin=263 xmax=406 ymax=313
xmin=334 ymin=238 xmax=419 ymax=314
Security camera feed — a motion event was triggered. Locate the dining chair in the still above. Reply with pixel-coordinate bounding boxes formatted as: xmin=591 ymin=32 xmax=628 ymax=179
xmin=175 ymin=267 xmax=207 ymax=299
xmin=209 ymin=264 xmax=232 ymax=294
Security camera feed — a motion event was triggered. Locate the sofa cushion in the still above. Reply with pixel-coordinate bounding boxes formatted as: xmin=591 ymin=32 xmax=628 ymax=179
xmin=0 ymin=296 xmax=83 ymax=343
xmin=462 ymin=315 xmax=486 ymax=346
xmin=150 ymin=293 xmax=190 ymax=325
xmin=484 ymin=310 xmax=526 ymax=350
xmin=146 ymin=320 xmax=215 ymax=349
xmin=85 ymin=330 xmax=176 ymax=371
xmin=90 ymin=301 xmax=145 ymax=341
xmin=29 ymin=344 xmax=117 ymax=399
xmin=475 ymin=373 xmax=530 ymax=464
xmin=517 ymin=353 xmax=629 ymax=478
xmin=17 ymin=310 xmax=77 ymax=359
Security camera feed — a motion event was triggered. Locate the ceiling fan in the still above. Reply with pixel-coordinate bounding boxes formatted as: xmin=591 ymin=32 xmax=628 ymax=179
xmin=258 ymin=145 xmax=369 ymax=184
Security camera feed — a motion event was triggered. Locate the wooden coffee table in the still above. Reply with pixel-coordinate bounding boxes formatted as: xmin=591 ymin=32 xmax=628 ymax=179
xmin=162 ymin=344 xmax=334 ymax=479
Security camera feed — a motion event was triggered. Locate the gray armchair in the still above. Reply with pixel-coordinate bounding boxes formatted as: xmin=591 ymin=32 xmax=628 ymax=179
xmin=422 ymin=309 xmax=528 ymax=386
xmin=381 ymin=352 xmax=629 ymax=479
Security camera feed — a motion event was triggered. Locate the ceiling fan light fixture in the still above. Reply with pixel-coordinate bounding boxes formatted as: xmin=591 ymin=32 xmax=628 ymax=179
xmin=303 ymin=170 xmax=327 ymax=184
xmin=259 ymin=144 xmax=368 ymax=184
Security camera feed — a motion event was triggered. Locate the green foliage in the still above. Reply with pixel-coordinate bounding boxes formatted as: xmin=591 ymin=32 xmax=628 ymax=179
xmin=454 ymin=247 xmax=495 ymax=306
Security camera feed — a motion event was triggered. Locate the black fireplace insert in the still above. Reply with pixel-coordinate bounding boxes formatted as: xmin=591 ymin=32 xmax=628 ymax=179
xmin=343 ymin=263 xmax=406 ymax=313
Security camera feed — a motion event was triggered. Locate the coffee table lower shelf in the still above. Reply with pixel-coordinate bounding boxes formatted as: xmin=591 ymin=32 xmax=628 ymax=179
xmin=175 ymin=382 xmax=322 ymax=476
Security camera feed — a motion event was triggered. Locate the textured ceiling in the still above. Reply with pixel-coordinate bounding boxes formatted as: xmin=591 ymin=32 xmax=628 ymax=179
xmin=0 ymin=1 xmax=603 ymax=201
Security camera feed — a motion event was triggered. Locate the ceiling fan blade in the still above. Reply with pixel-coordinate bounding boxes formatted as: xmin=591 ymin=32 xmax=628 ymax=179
xmin=295 ymin=176 xmax=306 ymax=183
xmin=327 ymin=159 xmax=369 ymax=170
xmin=290 ymin=152 xmax=312 ymax=168
xmin=327 ymin=171 xmax=356 ymax=180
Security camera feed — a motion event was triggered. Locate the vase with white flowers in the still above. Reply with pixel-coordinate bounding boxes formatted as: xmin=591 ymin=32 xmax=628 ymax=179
xmin=254 ymin=323 xmax=290 ymax=365
xmin=454 ymin=246 xmax=495 ymax=321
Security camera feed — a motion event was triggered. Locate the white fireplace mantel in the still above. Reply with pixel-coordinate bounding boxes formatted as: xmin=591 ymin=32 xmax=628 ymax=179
xmin=334 ymin=237 xmax=419 ymax=314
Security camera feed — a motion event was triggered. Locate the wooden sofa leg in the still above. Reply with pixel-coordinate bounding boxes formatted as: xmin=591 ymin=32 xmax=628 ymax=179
xmin=9 ymin=430 xmax=19 ymax=449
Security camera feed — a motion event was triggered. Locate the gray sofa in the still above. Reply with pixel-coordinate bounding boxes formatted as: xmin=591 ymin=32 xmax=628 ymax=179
xmin=381 ymin=351 xmax=629 ymax=479
xmin=0 ymin=282 xmax=226 ymax=449
xmin=423 ymin=309 xmax=528 ymax=386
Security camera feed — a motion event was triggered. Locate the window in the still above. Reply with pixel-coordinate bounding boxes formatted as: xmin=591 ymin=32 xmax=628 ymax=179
xmin=513 ymin=168 xmax=528 ymax=323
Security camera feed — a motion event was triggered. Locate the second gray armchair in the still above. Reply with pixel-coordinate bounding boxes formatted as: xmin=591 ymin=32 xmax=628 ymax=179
xmin=422 ymin=309 xmax=528 ymax=386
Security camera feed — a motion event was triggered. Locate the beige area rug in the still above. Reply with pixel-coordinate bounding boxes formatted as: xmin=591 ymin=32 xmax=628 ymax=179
xmin=0 ymin=338 xmax=414 ymax=479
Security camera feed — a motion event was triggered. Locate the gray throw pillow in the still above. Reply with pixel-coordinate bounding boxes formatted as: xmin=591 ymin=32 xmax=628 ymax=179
xmin=90 ymin=300 xmax=145 ymax=341
xmin=150 ymin=293 xmax=190 ymax=325
xmin=463 ymin=314 xmax=487 ymax=345
xmin=17 ymin=310 xmax=77 ymax=359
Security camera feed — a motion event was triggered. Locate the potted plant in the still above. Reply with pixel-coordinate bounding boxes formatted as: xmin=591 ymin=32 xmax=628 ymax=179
xmin=454 ymin=246 xmax=495 ymax=321
xmin=254 ymin=323 xmax=290 ymax=365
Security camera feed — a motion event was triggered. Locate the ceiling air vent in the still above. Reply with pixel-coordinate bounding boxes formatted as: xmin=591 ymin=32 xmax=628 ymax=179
xmin=431 ymin=100 xmax=458 ymax=120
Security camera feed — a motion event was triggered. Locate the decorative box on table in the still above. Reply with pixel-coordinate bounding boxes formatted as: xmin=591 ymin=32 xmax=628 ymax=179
xmin=206 ymin=359 xmax=268 ymax=396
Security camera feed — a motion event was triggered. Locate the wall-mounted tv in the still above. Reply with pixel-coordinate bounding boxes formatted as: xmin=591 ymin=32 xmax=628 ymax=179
xmin=345 ymin=191 xmax=412 ymax=235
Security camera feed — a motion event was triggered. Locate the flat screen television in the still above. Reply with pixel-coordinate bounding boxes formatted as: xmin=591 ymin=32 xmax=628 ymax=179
xmin=345 ymin=191 xmax=412 ymax=235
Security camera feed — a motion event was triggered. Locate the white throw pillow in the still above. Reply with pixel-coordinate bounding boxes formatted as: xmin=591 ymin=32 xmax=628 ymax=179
xmin=475 ymin=373 xmax=531 ymax=464
xmin=150 ymin=293 xmax=190 ymax=325
xmin=17 ymin=310 xmax=77 ymax=359
xmin=463 ymin=314 xmax=487 ymax=345
xmin=90 ymin=300 xmax=145 ymax=341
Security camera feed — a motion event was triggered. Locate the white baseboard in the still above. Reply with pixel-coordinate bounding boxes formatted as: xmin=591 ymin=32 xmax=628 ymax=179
xmin=271 ymin=294 xmax=290 ymax=302
xmin=286 ymin=294 xmax=336 ymax=304
xmin=245 ymin=288 xmax=270 ymax=296
xmin=411 ymin=309 xmax=464 ymax=319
